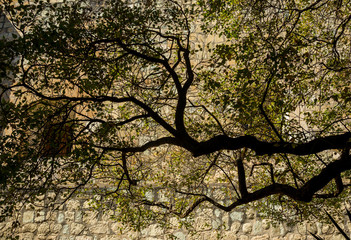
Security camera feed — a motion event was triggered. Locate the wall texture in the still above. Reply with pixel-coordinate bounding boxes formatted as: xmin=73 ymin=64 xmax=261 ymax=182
xmin=1 ymin=9 xmax=350 ymax=240
xmin=0 ymin=193 xmax=350 ymax=240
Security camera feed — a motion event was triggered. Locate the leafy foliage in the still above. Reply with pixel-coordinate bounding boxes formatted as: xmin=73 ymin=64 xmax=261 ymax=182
xmin=0 ymin=0 xmax=351 ymax=230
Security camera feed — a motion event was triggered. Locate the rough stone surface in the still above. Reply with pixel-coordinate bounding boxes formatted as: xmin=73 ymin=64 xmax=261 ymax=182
xmin=242 ymin=223 xmax=253 ymax=234
xmin=230 ymin=211 xmax=245 ymax=222
xmin=0 ymin=195 xmax=349 ymax=240
xmin=23 ymin=211 xmax=34 ymax=224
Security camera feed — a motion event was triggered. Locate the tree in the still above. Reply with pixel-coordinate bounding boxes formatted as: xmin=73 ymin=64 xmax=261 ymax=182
xmin=0 ymin=0 xmax=351 ymax=230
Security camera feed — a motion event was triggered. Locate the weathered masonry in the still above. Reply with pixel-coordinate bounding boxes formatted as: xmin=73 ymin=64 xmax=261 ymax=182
xmin=1 ymin=4 xmax=351 ymax=240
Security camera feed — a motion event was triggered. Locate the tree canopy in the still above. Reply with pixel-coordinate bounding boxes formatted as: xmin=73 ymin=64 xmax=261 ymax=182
xmin=1 ymin=0 xmax=351 ymax=229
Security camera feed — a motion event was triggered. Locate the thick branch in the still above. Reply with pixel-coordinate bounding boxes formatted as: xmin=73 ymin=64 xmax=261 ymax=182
xmin=193 ymin=133 xmax=351 ymax=157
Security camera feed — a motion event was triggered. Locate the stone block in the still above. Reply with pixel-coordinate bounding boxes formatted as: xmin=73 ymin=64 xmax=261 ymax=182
xmin=230 ymin=211 xmax=244 ymax=222
xmin=66 ymin=200 xmax=81 ymax=211
xmin=194 ymin=217 xmax=212 ymax=231
xmin=141 ymin=224 xmax=164 ymax=236
xmin=83 ymin=211 xmax=99 ymax=224
xmin=222 ymin=232 xmax=238 ymax=240
xmin=35 ymin=211 xmax=46 ymax=222
xmin=19 ymin=233 xmax=34 ymax=240
xmin=262 ymin=219 xmax=271 ymax=230
xmin=246 ymin=208 xmax=256 ymax=219
xmin=70 ymin=223 xmax=85 ymax=235
xmin=37 ymin=222 xmax=50 ymax=235
xmin=21 ymin=223 xmax=37 ymax=233
xmin=75 ymin=236 xmax=93 ymax=240
xmin=231 ymin=221 xmax=241 ymax=233
xmin=242 ymin=223 xmax=253 ymax=234
xmin=173 ymin=231 xmax=186 ymax=240
xmin=23 ymin=211 xmax=34 ymax=224
xmin=75 ymin=211 xmax=83 ymax=222
xmin=253 ymin=220 xmax=263 ymax=235
xmin=251 ymin=235 xmax=269 ymax=240
xmin=50 ymin=223 xmax=63 ymax=233
xmin=239 ymin=235 xmax=249 ymax=240
xmin=65 ymin=211 xmax=75 ymax=222
xmin=102 ymin=210 xmax=114 ymax=221
xmin=57 ymin=212 xmax=65 ymax=224
xmin=212 ymin=219 xmax=221 ymax=230
xmin=89 ymin=223 xmax=109 ymax=234
xmin=62 ymin=224 xmax=70 ymax=235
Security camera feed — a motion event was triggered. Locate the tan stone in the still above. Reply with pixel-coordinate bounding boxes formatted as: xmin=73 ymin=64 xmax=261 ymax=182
xmin=251 ymin=235 xmax=269 ymax=240
xmin=242 ymin=223 xmax=252 ymax=234
xmin=83 ymin=200 xmax=95 ymax=209
xmin=288 ymin=233 xmax=303 ymax=240
xmin=70 ymin=222 xmax=85 ymax=235
xmin=23 ymin=211 xmax=34 ymax=223
xmin=35 ymin=211 xmax=46 ymax=222
xmin=66 ymin=200 xmax=80 ymax=211
xmin=194 ymin=217 xmax=212 ymax=231
xmin=101 ymin=210 xmax=114 ymax=221
xmin=37 ymin=222 xmax=50 ymax=235
xmin=89 ymin=222 xmax=109 ymax=234
xmin=100 ymin=236 xmax=123 ymax=240
xmin=83 ymin=211 xmax=98 ymax=224
xmin=246 ymin=208 xmax=256 ymax=219
xmin=76 ymin=236 xmax=93 ymax=240
xmin=50 ymin=223 xmax=62 ymax=233
xmin=34 ymin=235 xmax=57 ymax=240
xmin=141 ymin=224 xmax=164 ymax=236
xmin=21 ymin=223 xmax=37 ymax=233
xmin=222 ymin=232 xmax=238 ymax=240
xmin=262 ymin=219 xmax=270 ymax=230
xmin=322 ymin=224 xmax=335 ymax=234
xmin=19 ymin=233 xmax=34 ymax=240
xmin=110 ymin=222 xmax=124 ymax=234
xmin=231 ymin=221 xmax=241 ymax=233
xmin=307 ymin=222 xmax=317 ymax=234
xmin=35 ymin=234 xmax=55 ymax=240
xmin=46 ymin=212 xmax=57 ymax=221
xmin=65 ymin=211 xmax=75 ymax=222
xmin=239 ymin=235 xmax=249 ymax=240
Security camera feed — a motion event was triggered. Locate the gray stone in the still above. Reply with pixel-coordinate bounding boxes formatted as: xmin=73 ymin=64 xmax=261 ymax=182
xmin=75 ymin=211 xmax=83 ymax=222
xmin=57 ymin=212 xmax=65 ymax=224
xmin=230 ymin=211 xmax=244 ymax=222
xmin=62 ymin=224 xmax=70 ymax=235
xmin=212 ymin=219 xmax=221 ymax=229
xmin=173 ymin=232 xmax=186 ymax=240
xmin=253 ymin=221 xmax=263 ymax=235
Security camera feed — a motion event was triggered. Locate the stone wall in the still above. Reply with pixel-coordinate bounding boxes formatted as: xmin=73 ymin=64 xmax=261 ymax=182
xmin=0 ymin=194 xmax=349 ymax=240
xmin=0 ymin=7 xmax=350 ymax=240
